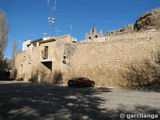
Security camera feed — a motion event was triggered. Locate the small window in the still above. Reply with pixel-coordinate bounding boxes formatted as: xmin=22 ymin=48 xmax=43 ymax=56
xmin=42 ymin=46 xmax=48 ymax=59
xmin=28 ymin=55 xmax=31 ymax=64
xmin=20 ymin=64 xmax=23 ymax=72
xmin=63 ymin=54 xmax=66 ymax=59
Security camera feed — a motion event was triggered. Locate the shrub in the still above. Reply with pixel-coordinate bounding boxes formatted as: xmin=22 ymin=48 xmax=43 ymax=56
xmin=0 ymin=59 xmax=10 ymax=80
xmin=29 ymin=69 xmax=46 ymax=83
xmin=28 ymin=74 xmax=38 ymax=83
xmin=28 ymin=69 xmax=63 ymax=84
xmin=52 ymin=70 xmax=63 ymax=84
xmin=16 ymin=78 xmax=24 ymax=81
xmin=121 ymin=59 xmax=160 ymax=90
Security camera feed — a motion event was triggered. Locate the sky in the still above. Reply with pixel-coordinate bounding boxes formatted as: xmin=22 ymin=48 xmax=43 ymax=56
xmin=0 ymin=0 xmax=159 ymax=59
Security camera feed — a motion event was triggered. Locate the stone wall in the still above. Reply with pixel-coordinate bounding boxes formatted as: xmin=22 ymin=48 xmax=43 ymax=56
xmin=15 ymin=41 xmax=65 ymax=82
xmin=15 ymin=34 xmax=76 ymax=82
xmin=63 ymin=30 xmax=160 ymax=87
xmin=15 ymin=30 xmax=160 ymax=87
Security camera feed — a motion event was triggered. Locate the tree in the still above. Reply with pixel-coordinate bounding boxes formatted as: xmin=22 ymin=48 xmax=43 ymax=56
xmin=0 ymin=10 xmax=8 ymax=59
xmin=11 ymin=39 xmax=17 ymax=79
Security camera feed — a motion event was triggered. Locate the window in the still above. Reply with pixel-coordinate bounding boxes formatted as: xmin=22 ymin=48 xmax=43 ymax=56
xmin=28 ymin=55 xmax=31 ymax=64
xmin=42 ymin=46 xmax=48 ymax=59
xmin=20 ymin=64 xmax=23 ymax=72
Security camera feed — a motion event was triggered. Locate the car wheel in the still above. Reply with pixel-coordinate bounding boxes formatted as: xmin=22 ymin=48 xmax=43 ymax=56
xmin=68 ymin=84 xmax=72 ymax=87
xmin=91 ymin=83 xmax=95 ymax=87
xmin=68 ymin=81 xmax=72 ymax=87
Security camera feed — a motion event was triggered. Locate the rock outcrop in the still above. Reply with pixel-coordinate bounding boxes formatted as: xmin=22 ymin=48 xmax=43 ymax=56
xmin=106 ymin=7 xmax=160 ymax=36
xmin=106 ymin=24 xmax=134 ymax=36
xmin=134 ymin=7 xmax=160 ymax=31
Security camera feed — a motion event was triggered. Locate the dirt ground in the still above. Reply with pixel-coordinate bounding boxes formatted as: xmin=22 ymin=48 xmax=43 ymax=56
xmin=0 ymin=81 xmax=160 ymax=120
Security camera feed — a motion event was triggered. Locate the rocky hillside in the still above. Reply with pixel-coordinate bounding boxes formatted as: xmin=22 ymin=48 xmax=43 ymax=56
xmin=106 ymin=24 xmax=134 ymax=36
xmin=134 ymin=7 xmax=160 ymax=31
xmin=106 ymin=7 xmax=160 ymax=36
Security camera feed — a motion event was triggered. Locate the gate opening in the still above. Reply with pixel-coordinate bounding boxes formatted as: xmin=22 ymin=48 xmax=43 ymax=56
xmin=41 ymin=61 xmax=52 ymax=71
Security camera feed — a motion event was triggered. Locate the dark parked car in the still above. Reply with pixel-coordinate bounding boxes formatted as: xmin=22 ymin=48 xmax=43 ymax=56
xmin=68 ymin=77 xmax=95 ymax=87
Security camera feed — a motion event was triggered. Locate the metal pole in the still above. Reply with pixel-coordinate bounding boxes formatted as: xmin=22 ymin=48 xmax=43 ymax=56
xmin=48 ymin=0 xmax=56 ymax=37
xmin=49 ymin=7 xmax=53 ymax=36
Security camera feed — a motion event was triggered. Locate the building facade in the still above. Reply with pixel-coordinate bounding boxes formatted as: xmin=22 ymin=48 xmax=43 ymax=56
xmin=81 ymin=27 xmax=106 ymax=43
xmin=15 ymin=28 xmax=160 ymax=87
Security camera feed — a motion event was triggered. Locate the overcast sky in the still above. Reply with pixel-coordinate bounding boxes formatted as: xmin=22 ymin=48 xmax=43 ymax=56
xmin=0 ymin=0 xmax=159 ymax=58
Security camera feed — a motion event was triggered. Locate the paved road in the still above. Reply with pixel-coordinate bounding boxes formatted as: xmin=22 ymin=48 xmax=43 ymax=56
xmin=0 ymin=81 xmax=160 ymax=120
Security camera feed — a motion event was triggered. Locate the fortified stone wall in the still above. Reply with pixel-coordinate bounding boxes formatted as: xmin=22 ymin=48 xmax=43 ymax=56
xmin=15 ymin=30 xmax=160 ymax=87
xmin=63 ymin=30 xmax=160 ymax=87
xmin=106 ymin=29 xmax=157 ymax=41
xmin=15 ymin=7 xmax=160 ymax=87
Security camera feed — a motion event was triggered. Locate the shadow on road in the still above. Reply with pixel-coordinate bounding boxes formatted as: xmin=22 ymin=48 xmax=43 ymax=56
xmin=0 ymin=83 xmax=159 ymax=120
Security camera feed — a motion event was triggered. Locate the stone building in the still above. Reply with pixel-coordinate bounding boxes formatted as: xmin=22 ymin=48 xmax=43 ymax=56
xmin=15 ymin=28 xmax=160 ymax=87
xmin=85 ymin=27 xmax=103 ymax=40
xmin=14 ymin=8 xmax=160 ymax=87
xmin=81 ymin=27 xmax=106 ymax=43
xmin=15 ymin=34 xmax=78 ymax=82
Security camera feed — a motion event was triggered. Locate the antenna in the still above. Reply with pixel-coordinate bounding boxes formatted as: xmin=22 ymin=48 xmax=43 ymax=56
xmin=47 ymin=0 xmax=49 ymax=7
xmin=54 ymin=0 xmax=56 ymax=11
xmin=28 ymin=25 xmax=36 ymax=38
xmin=47 ymin=0 xmax=56 ymax=10
xmin=54 ymin=27 xmax=61 ymax=36
xmin=47 ymin=0 xmax=56 ymax=36
xmin=42 ymin=32 xmax=47 ymax=36
xmin=70 ymin=24 xmax=72 ymax=35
